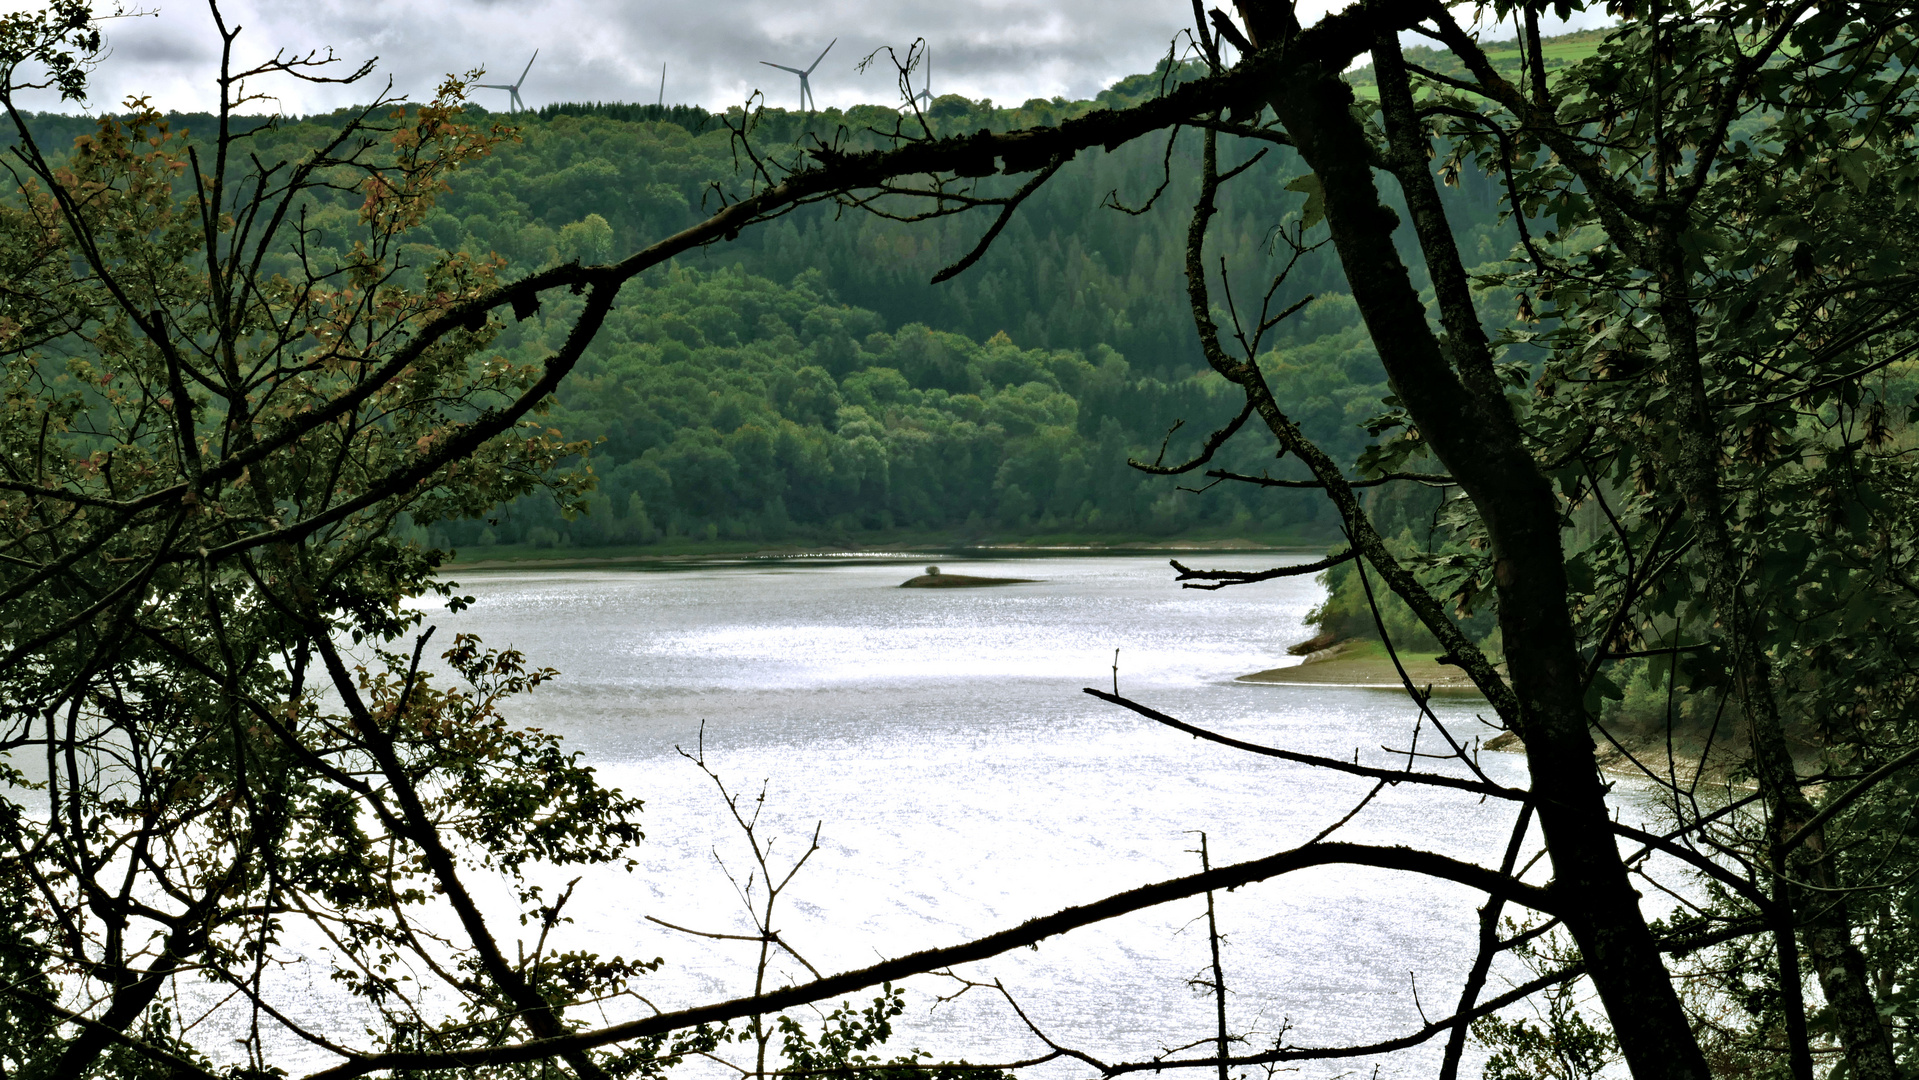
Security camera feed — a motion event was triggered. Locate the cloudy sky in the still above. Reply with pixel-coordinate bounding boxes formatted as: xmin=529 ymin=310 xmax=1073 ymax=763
xmin=1 ymin=0 xmax=1608 ymax=116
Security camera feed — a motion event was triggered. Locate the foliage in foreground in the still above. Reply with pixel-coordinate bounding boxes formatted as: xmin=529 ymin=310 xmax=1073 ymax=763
xmin=2 ymin=0 xmax=1919 ymax=1079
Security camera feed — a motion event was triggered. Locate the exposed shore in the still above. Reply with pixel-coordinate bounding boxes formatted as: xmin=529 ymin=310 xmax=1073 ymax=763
xmin=1240 ymin=638 xmax=1771 ymax=787
xmin=1237 ymin=639 xmax=1487 ymax=692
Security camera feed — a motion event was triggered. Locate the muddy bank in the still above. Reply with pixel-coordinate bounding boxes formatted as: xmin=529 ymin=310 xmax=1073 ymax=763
xmin=1242 ymin=637 xmax=1826 ymax=789
xmin=1237 ymin=639 xmax=1486 ymax=692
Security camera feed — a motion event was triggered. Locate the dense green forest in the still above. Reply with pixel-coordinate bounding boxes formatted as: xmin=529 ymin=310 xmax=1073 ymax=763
xmin=11 ymin=57 xmax=1529 ymax=551
xmin=461 ymin=68 xmax=1526 ymax=548
xmin=415 ymin=266 xmax=1410 ymax=550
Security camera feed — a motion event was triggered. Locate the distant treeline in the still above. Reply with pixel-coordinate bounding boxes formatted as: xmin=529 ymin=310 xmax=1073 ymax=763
xmin=536 ymin=102 xmax=719 ymax=130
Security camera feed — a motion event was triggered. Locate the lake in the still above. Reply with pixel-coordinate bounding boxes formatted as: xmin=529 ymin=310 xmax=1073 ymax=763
xmin=345 ymin=552 xmax=1682 ymax=1080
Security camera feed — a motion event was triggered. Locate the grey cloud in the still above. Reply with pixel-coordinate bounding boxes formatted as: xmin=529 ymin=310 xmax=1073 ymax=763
xmin=100 ymin=18 xmax=214 ymax=65
xmin=13 ymin=0 xmax=1239 ymax=114
xmin=9 ymin=1 xmax=1607 ymax=117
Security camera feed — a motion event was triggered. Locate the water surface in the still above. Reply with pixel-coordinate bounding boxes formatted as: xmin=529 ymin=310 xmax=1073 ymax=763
xmin=374 ymin=554 xmax=1649 ymax=1079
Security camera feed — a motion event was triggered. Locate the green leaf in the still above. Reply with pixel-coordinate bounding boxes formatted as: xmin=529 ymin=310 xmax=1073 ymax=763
xmin=1583 ymin=672 xmax=1624 ymax=714
xmin=1285 ymin=173 xmax=1327 ymax=230
xmin=1837 ymin=147 xmax=1873 ymax=193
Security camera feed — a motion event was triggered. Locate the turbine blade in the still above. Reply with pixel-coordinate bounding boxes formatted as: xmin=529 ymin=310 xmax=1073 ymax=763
xmin=517 ymin=49 xmax=538 ymax=87
xmin=804 ymin=37 xmax=836 ymax=74
xmin=760 ymin=61 xmax=804 ymax=74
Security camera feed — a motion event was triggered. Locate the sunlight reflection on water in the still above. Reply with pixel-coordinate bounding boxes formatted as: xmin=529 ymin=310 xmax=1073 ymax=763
xmin=266 ymin=553 xmax=1679 ymax=1080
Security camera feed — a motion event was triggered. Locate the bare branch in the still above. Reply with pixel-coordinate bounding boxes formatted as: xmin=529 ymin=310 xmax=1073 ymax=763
xmin=301 ymin=838 xmax=1552 ymax=1078
xmin=1168 ymin=549 xmax=1354 ymax=590
xmin=1081 ymin=687 xmax=1526 ymax=802
xmin=931 ymin=158 xmax=1065 ymax=283
xmin=1131 ymin=400 xmax=1255 ymax=476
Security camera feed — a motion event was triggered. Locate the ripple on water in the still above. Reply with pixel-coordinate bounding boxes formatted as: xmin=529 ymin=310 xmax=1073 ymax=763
xmin=314 ymin=556 xmax=1680 ymax=1080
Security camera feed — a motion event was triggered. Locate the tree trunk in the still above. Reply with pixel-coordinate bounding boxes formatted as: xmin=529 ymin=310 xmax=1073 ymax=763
xmin=1651 ymin=245 xmax=1899 ymax=1080
xmin=1262 ymin=55 xmax=1712 ymax=1080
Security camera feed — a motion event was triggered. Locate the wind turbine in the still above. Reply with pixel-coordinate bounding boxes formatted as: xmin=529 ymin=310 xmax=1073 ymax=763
xmin=911 ymin=46 xmax=932 ymax=109
xmin=760 ymin=38 xmax=835 ymax=112
xmin=476 ymin=50 xmax=538 ymax=113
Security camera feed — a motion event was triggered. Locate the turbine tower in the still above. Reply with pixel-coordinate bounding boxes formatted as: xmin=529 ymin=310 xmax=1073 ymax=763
xmin=476 ymin=50 xmax=538 ymax=113
xmin=760 ymin=39 xmax=835 ymax=112
xmin=912 ymin=46 xmax=932 ymax=109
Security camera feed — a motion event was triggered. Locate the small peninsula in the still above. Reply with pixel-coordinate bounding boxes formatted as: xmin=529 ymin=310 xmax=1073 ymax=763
xmin=899 ymin=565 xmax=1037 ymax=588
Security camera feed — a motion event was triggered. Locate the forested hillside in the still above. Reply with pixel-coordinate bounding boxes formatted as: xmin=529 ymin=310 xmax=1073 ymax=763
xmin=419 ymin=265 xmax=1393 ymax=549
xmin=11 ymin=57 xmax=1528 ymax=550
xmin=470 ymin=66 xmax=1527 ymax=547
xmin=432 ymin=66 xmax=1521 ymax=381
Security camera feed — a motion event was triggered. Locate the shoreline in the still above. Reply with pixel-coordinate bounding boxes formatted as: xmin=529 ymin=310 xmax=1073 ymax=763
xmin=443 ymin=537 xmax=1323 ymax=571
xmin=1240 ymin=639 xmax=1771 ymax=789
xmin=1237 ymin=639 xmax=1488 ymax=693
xmin=1483 ymin=729 xmax=1763 ymax=790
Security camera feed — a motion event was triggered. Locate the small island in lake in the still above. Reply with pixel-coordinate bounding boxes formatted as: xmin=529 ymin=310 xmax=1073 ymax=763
xmin=899 ymin=565 xmax=1038 ymax=589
